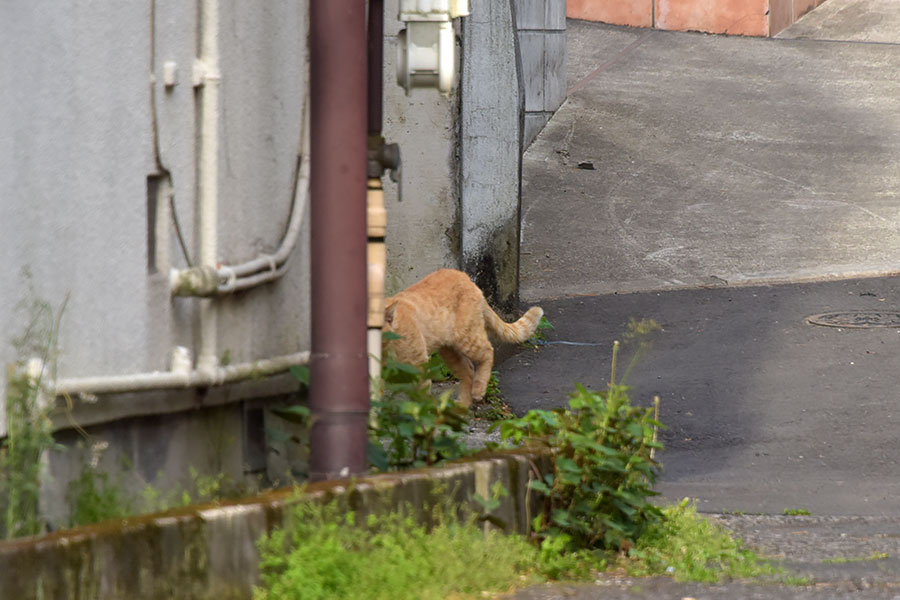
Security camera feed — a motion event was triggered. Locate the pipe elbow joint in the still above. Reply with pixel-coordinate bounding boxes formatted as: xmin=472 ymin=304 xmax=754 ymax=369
xmin=170 ymin=266 xmax=222 ymax=297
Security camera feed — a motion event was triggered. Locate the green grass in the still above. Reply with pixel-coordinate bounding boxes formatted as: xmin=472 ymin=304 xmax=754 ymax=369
xmin=255 ymin=496 xmax=806 ymax=599
xmin=620 ymin=500 xmax=794 ymax=583
xmin=823 ymin=552 xmax=889 ymax=564
xmin=783 ymin=508 xmax=812 ymax=516
xmin=254 ymin=499 xmax=542 ymax=600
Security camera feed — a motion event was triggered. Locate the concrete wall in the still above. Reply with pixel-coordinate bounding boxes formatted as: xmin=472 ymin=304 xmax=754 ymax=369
xmin=0 ymin=0 xmax=310 ymax=520
xmin=0 ymin=0 xmax=309 ymax=413
xmin=383 ymin=0 xmax=568 ymax=308
xmin=458 ymin=0 xmax=567 ymax=310
xmin=459 ymin=0 xmax=524 ymax=311
xmin=0 ymin=0 xmax=567 ymax=525
xmin=0 ymin=449 xmax=552 ymax=600
xmin=382 ymin=0 xmax=462 ymax=295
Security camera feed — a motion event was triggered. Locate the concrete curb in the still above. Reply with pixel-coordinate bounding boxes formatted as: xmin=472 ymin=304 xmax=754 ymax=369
xmin=0 ymin=449 xmax=552 ymax=600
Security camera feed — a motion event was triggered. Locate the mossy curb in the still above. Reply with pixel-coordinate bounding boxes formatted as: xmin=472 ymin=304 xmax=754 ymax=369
xmin=0 ymin=448 xmax=551 ymax=600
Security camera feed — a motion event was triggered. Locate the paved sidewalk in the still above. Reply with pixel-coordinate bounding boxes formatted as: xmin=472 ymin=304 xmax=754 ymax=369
xmin=501 ymin=1 xmax=900 ymax=596
xmin=521 ymin=11 xmax=900 ymax=301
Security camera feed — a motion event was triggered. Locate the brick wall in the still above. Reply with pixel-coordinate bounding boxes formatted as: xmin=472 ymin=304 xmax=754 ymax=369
xmin=568 ymin=0 xmax=827 ymax=36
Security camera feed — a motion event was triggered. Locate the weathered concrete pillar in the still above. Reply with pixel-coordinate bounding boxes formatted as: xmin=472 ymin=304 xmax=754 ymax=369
xmin=460 ymin=0 xmax=523 ymax=312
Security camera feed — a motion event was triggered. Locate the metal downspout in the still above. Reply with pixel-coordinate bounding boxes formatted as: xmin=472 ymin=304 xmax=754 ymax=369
xmin=308 ymin=0 xmax=370 ymax=481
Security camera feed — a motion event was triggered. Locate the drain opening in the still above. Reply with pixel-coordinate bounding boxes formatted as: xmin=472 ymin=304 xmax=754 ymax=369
xmin=806 ymin=311 xmax=900 ymax=329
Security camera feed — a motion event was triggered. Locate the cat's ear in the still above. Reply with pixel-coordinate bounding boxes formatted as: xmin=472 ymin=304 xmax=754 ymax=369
xmin=384 ymin=301 xmax=397 ymax=325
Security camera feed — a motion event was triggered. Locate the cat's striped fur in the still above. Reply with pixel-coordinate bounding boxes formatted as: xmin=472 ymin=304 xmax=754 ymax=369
xmin=384 ymin=269 xmax=543 ymax=408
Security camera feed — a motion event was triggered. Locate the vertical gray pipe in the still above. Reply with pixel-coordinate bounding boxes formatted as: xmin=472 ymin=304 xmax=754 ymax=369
xmin=308 ymin=0 xmax=369 ymax=481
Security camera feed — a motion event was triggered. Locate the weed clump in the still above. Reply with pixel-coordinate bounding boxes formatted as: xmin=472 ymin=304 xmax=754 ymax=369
xmin=368 ymin=337 xmax=472 ymax=471
xmin=497 ymin=340 xmax=663 ymax=562
xmin=622 ymin=500 xmax=785 ymax=582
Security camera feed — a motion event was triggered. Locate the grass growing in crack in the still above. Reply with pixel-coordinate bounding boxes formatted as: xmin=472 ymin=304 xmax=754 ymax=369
xmin=784 ymin=508 xmax=812 ymax=516
xmin=823 ymin=552 xmax=889 ymax=564
xmin=472 ymin=371 xmax=515 ymax=422
xmin=620 ymin=500 xmax=793 ymax=583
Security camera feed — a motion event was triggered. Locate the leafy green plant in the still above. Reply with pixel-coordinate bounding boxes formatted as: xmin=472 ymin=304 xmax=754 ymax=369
xmin=422 ymin=352 xmax=454 ymax=382
xmin=369 ymin=353 xmax=471 ymax=471
xmin=418 ymin=353 xmax=512 ymax=422
xmin=67 ymin=457 xmax=245 ymax=526
xmin=497 ymin=340 xmax=663 ymax=555
xmin=273 ymin=365 xmax=311 ymax=425
xmin=254 ymin=494 xmax=541 ymax=600
xmin=622 ymin=499 xmax=787 ymax=582
xmin=66 ymin=461 xmax=133 ymax=527
xmin=472 ymin=480 xmax=512 ymax=530
xmin=523 ymin=316 xmax=555 ymax=349
xmin=3 ymin=364 xmax=57 ymax=538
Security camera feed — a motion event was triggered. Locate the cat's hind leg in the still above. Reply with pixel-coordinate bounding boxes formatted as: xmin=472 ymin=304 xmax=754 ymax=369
xmin=461 ymin=339 xmax=493 ymax=405
xmin=439 ymin=347 xmax=475 ymax=408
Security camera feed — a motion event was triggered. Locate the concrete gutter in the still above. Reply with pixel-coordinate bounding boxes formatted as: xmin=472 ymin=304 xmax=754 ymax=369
xmin=0 ymin=449 xmax=551 ymax=600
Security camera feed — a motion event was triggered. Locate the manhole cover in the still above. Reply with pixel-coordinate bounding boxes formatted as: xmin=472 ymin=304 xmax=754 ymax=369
xmin=806 ymin=310 xmax=900 ymax=329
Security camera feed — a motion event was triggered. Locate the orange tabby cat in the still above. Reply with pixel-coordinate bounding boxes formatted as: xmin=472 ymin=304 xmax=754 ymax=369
xmin=383 ymin=269 xmax=544 ymax=408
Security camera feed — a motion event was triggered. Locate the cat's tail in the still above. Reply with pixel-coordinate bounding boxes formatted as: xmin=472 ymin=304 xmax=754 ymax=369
xmin=483 ymin=304 xmax=544 ymax=344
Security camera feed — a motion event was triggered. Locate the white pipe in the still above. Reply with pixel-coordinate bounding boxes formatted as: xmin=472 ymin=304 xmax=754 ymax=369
xmin=170 ymin=97 xmax=311 ymax=297
xmin=197 ymin=0 xmax=221 ymax=371
xmin=226 ymin=105 xmax=310 ymax=281
xmin=20 ymin=2 xmax=312 ymax=413
xmin=54 ymin=351 xmax=310 ymax=397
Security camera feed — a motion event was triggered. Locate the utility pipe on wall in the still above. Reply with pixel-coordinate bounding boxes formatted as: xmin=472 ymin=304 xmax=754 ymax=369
xmin=55 ymin=351 xmax=310 ymax=396
xmin=308 ymin=0 xmax=370 ymax=481
xmin=196 ymin=0 xmax=222 ymax=373
xmin=169 ymin=101 xmax=311 ymax=297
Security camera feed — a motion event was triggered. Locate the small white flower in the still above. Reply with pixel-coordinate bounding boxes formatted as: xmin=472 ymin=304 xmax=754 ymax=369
xmin=90 ymin=441 xmax=109 ymax=469
xmin=79 ymin=393 xmax=99 ymax=404
xmin=25 ymin=358 xmax=44 ymax=381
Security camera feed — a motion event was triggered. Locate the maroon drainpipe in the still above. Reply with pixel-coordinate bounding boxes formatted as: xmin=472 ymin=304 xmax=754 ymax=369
xmin=308 ymin=0 xmax=369 ymax=481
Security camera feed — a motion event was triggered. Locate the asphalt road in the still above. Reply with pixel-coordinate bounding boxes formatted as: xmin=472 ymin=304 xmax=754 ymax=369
xmin=497 ymin=276 xmax=900 ymax=597
xmin=499 ymin=276 xmax=900 ymax=516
